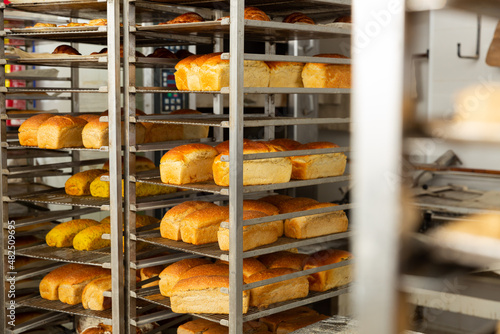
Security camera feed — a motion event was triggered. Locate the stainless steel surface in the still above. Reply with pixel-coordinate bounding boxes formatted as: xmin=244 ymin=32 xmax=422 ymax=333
xmin=6 ymin=141 xmax=109 ymax=151
xmin=7 ymin=207 xmax=99 ymax=229
xmin=131 ymin=310 xmax=179 ymax=327
xmin=292 ymin=315 xmax=357 ymax=333
xmin=16 ymin=244 xmax=110 ymax=266
xmin=3 ymin=157 xmax=107 ymax=174
xmin=5 ymin=87 xmax=101 ymax=94
xmin=133 ymin=193 xmax=225 ymax=211
xmin=8 ymin=188 xmax=109 ymax=209
xmin=6 ymin=149 xmax=71 ymax=159
xmin=8 ymin=57 xmax=177 ymax=69
xmin=351 ymin=0 xmax=404 ymax=333
xmin=133 ymin=252 xmax=199 ymax=270
xmin=8 ymin=312 xmax=68 ymax=334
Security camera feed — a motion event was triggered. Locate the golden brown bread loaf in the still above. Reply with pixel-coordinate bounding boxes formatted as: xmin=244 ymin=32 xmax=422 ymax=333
xmin=215 ymin=257 xmax=267 ymax=281
xmin=139 ymin=265 xmax=164 ymax=288
xmin=302 ymin=54 xmax=351 ymax=88
xmin=52 ymin=45 xmax=81 ymax=55
xmin=33 ymin=23 xmax=57 ymax=28
xmin=266 ymin=61 xmax=305 ymax=88
xmin=160 ymin=201 xmax=218 ymax=240
xmin=175 ymin=54 xmax=201 ymax=90
xmin=245 ymin=268 xmax=309 ymax=307
xmin=37 ymin=115 xmax=87 ymax=149
xmin=160 ymin=143 xmax=219 ymax=185
xmin=181 ymin=206 xmax=230 ymax=245
xmin=258 ymin=251 xmax=309 ymax=271
xmin=187 ymin=53 xmax=222 ymax=91
xmin=199 ymin=55 xmax=270 ymax=91
xmin=58 ymin=266 xmax=110 ymax=304
xmin=159 ymin=258 xmax=211 ymax=297
xmin=243 ymin=200 xmax=279 ymax=216
xmin=276 ymin=314 xmax=329 ymax=334
xmin=259 ymin=306 xmax=319 ymax=332
xmin=213 ymin=141 xmax=292 ymax=186
xmin=285 ymin=202 xmax=348 ymax=239
xmin=89 ymin=174 xmax=175 ymax=198
xmin=161 ymin=12 xmax=204 ymax=25
xmin=275 ymin=197 xmax=319 ymax=214
xmin=303 ymin=249 xmax=353 ymax=291
xmin=147 ymin=47 xmax=177 ymax=58
xmin=81 ymin=275 xmax=112 ymax=310
xmin=258 ymin=194 xmax=293 ymax=208
xmin=291 ymin=141 xmax=347 ymax=179
xmin=282 ymin=12 xmax=315 ymax=24
xmin=269 ymin=138 xmax=302 ymax=151
xmin=39 ymin=263 xmax=94 ymax=300
xmin=102 ymin=156 xmax=156 ymax=172
xmin=180 ymin=263 xmax=229 ymax=279
xmin=218 ymin=211 xmax=283 ymax=251
xmin=244 ymin=7 xmax=271 ymax=21
xmin=88 ymin=18 xmax=107 ymax=26
xmin=76 ymin=114 xmax=100 ymax=122
xmin=82 ymin=117 xmax=146 ymax=149
xmin=18 ymin=114 xmax=55 ymax=146
xmin=46 ymin=219 xmax=100 ymax=248
xmin=65 ymin=169 xmax=108 ymax=196
xmin=177 ymin=319 xmax=220 ymax=334
xmin=59 ymin=22 xmax=86 ymax=27
xmin=171 ymin=275 xmax=249 ymax=314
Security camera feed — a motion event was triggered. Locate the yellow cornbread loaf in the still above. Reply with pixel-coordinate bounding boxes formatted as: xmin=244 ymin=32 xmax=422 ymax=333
xmin=65 ymin=169 xmax=108 ymax=196
xmin=73 ymin=224 xmax=111 ymax=251
xmin=46 ymin=219 xmax=100 ymax=248
xmin=89 ymin=174 xmax=176 ymax=198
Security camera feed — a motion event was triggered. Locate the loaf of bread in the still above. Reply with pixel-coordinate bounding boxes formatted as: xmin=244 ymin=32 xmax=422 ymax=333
xmin=160 ymin=143 xmax=219 ymax=185
xmin=215 ymin=257 xmax=267 ymax=281
xmin=275 ymin=197 xmax=319 ymax=214
xmin=258 ymin=194 xmax=293 ymax=208
xmin=58 ymin=266 xmax=110 ymax=304
xmin=18 ymin=114 xmax=55 ymax=146
xmin=72 ymin=224 xmax=111 ymax=251
xmin=267 ymin=62 xmax=305 ymax=88
xmin=215 ymin=139 xmax=252 ymax=154
xmin=291 ymin=141 xmax=346 ymax=179
xmin=59 ymin=22 xmax=86 ymax=27
xmin=89 ymin=174 xmax=175 ymax=198
xmin=176 ymin=49 xmax=194 ymax=60
xmin=147 ymin=47 xmax=177 ymax=58
xmin=188 ymin=53 xmax=222 ymax=91
xmin=283 ymin=12 xmax=315 ymax=24
xmin=88 ymin=18 xmax=107 ymax=26
xmin=303 ymin=249 xmax=353 ymax=291
xmin=258 ymin=251 xmax=309 ymax=271
xmin=34 ymin=22 xmax=57 ymax=28
xmin=177 ymin=319 xmax=220 ymax=334
xmin=180 ymin=263 xmax=229 ymax=280
xmin=37 ymin=115 xmax=87 ymax=149
xmin=77 ymin=114 xmax=100 ymax=122
xmin=244 ymin=7 xmax=271 ymax=21
xmin=81 ymin=275 xmax=112 ymax=310
xmin=40 ymin=263 xmax=88 ymax=300
xmin=82 ymin=117 xmax=146 ymax=149
xmin=102 ymin=156 xmax=156 ymax=172
xmin=269 ymin=138 xmax=301 ymax=151
xmin=65 ymin=169 xmax=108 ymax=196
xmin=285 ymin=202 xmax=348 ymax=239
xmin=139 ymin=265 xmax=164 ymax=288
xmin=162 ymin=12 xmax=204 ymax=24
xmin=159 ymin=258 xmax=211 ymax=297
xmin=52 ymin=45 xmax=81 ymax=55
xmin=245 ymin=268 xmax=309 ymax=307
xmin=46 ymin=219 xmax=100 ymax=248
xmin=218 ymin=211 xmax=283 ymax=251
xmin=259 ymin=306 xmax=319 ymax=332
xmin=175 ymin=54 xmax=201 ymax=90
xmin=276 ymin=314 xmax=329 ymax=334
xmin=171 ymin=275 xmax=249 ymax=314
xmin=243 ymin=200 xmax=279 ymax=216
xmin=170 ymin=109 xmax=210 ymax=140
xmin=199 ymin=55 xmax=270 ymax=91
xmin=160 ymin=201 xmax=218 ymax=240
xmin=302 ymin=54 xmax=351 ymax=88
xmin=213 ymin=141 xmax=292 ymax=186
xmin=181 ymin=206 xmax=230 ymax=245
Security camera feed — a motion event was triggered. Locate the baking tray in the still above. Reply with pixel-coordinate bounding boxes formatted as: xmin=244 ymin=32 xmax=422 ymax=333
xmin=16 ymin=244 xmax=110 ymax=266
xmin=8 ymin=188 xmax=110 ymax=209
xmin=5 ymin=141 xmax=108 ymax=152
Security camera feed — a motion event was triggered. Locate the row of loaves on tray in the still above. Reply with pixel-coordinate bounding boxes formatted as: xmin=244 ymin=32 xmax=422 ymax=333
xmin=18 ymin=109 xmax=209 ymax=149
xmin=50 ymin=44 xmax=193 ymax=59
xmin=160 ymin=139 xmax=347 ymax=186
xmin=175 ymin=52 xmax=351 ymax=90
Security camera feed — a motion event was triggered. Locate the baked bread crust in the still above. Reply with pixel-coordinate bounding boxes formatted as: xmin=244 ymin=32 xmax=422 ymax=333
xmin=303 ymin=249 xmax=353 ymax=291
xmin=18 ymin=113 xmax=55 ymax=146
xmin=52 ymin=45 xmax=81 ymax=55
xmin=37 ymin=115 xmax=87 ymax=149
xmin=291 ymin=141 xmax=347 ymax=179
xmin=283 ymin=12 xmax=315 ymax=24
xmin=81 ymin=275 xmax=112 ymax=310
xmin=46 ymin=219 xmax=100 ymax=248
xmin=181 ymin=206 xmax=230 ymax=245
xmin=160 ymin=201 xmax=218 ymax=240
xmin=244 ymin=7 xmax=271 ymax=21
xmin=39 ymin=264 xmax=88 ymax=300
xmin=65 ymin=169 xmax=108 ymax=196
xmin=158 ymin=258 xmax=211 ymax=297
xmin=302 ymin=54 xmax=351 ymax=88
xmin=161 ymin=12 xmax=204 ymax=25
xmin=147 ymin=47 xmax=177 ymax=58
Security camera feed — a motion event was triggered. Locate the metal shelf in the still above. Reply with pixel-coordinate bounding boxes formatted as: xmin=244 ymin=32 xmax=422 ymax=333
xmin=5 ymin=87 xmax=103 ymax=94
xmin=136 ymin=285 xmax=350 ymax=326
xmin=134 ymin=87 xmax=351 ymax=95
xmin=136 ymin=230 xmax=351 ymax=260
xmin=16 ymin=244 xmax=111 ymax=267
xmin=8 ymin=57 xmax=178 ymax=69
xmin=6 ymin=149 xmax=71 ymax=160
xmin=4 ymin=311 xmax=70 ymax=334
xmin=3 ymin=157 xmax=107 ymax=175
xmin=7 ymin=188 xmax=110 ymax=209
xmin=5 ymin=141 xmax=109 ymax=152
xmin=5 ymin=207 xmax=100 ymax=229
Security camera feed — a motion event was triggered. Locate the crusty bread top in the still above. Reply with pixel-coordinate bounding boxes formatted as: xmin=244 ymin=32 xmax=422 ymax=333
xmin=100 ymin=107 xmax=145 ymax=117
xmin=52 ymin=45 xmax=81 ymax=55
xmin=221 ymin=210 xmax=267 ymax=226
xmin=160 ymin=143 xmax=218 ymax=164
xmin=335 ymin=15 xmax=352 ymax=23
xmin=183 ymin=206 xmax=230 ymax=229
xmin=244 ymin=7 xmax=271 ymax=21
xmin=159 ymin=258 xmax=211 ymax=279
xmin=258 ymin=194 xmax=293 ymax=207
xmin=176 ymin=49 xmax=194 ymax=60
xmin=283 ymin=12 xmax=315 ymax=24
xmin=243 ymin=200 xmax=279 ymax=216
xmin=163 ymin=201 xmax=218 ymax=220
xmin=83 ymin=275 xmax=112 ymax=290
xmin=59 ymin=266 xmax=110 ymax=285
xmin=140 ymin=265 xmax=164 ymax=280
xmin=172 ymin=275 xmax=230 ymax=292
xmin=214 ymin=139 xmax=253 ymax=154
xmin=269 ymin=138 xmax=302 ymax=151
xmin=216 ymin=258 xmax=267 ymax=279
xmin=175 ymin=54 xmax=202 ymax=70
xmin=213 ymin=141 xmax=280 ymax=163
xmin=19 ymin=114 xmax=55 ymax=132
xmin=180 ymin=263 xmax=229 ymax=280
xmin=199 ymin=54 xmax=229 ymax=67
xmin=245 ymin=268 xmax=298 ymax=284
xmin=77 ymin=114 xmax=100 ymax=122
xmin=41 ymin=263 xmax=90 ymax=283
xmin=166 ymin=12 xmax=204 ymax=24
xmin=38 ymin=115 xmax=87 ymax=130
xmin=83 ymin=117 xmax=109 ymax=131
xmin=169 ymin=109 xmax=202 ymax=115
xmin=305 ymin=54 xmax=350 ymax=69
xmin=276 ymin=197 xmax=319 ymax=214
xmin=266 ymin=61 xmax=304 ymax=71
xmin=88 ymin=18 xmax=107 ymax=26
xmin=304 ymin=249 xmax=352 ymax=268
xmin=147 ymin=47 xmax=177 ymax=59
xmin=178 ymin=319 xmax=218 ymax=333
xmin=258 ymin=251 xmax=309 ymax=271
xmin=193 ymin=52 xmax=222 ymax=67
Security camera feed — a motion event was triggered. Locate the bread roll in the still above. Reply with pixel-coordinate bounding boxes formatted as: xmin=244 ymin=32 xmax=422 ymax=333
xmin=139 ymin=265 xmax=164 ymax=288
xmin=147 ymin=47 xmax=177 ymax=58
xmin=180 ymin=263 xmax=229 ymax=279
xmin=73 ymin=224 xmax=111 ymax=251
xmin=276 ymin=314 xmax=329 ymax=334
xmin=46 ymin=219 xmax=100 ymax=248
xmin=243 ymin=200 xmax=279 ymax=216
xmin=181 ymin=206 xmax=230 ymax=245
xmin=259 ymin=306 xmax=319 ymax=332
xmin=40 ymin=264 xmax=88 ymax=300
xmin=285 ymin=202 xmax=348 ymax=239
xmin=269 ymin=138 xmax=301 ymax=151
xmin=282 ymin=12 xmax=315 ymax=24
xmin=302 ymin=54 xmax=351 ymax=88
xmin=160 ymin=201 xmax=218 ymax=240
xmin=215 ymin=258 xmax=267 ymax=281
xmin=171 ymin=109 xmax=210 ymax=140
xmin=244 ymin=7 xmax=271 ymax=21
xmin=175 ymin=54 xmax=201 ymax=91
xmin=291 ymin=141 xmax=347 ymax=179
xmin=58 ymin=266 xmax=110 ymax=304
xmin=267 ymin=62 xmax=304 ymax=88
xmin=258 ymin=251 xmax=309 ymax=271
xmin=171 ymin=275 xmax=249 ymax=314
xmin=82 ymin=117 xmax=146 ymax=149
xmin=245 ymin=268 xmax=309 ymax=307
xmin=303 ymin=249 xmax=353 ymax=291
xmin=159 ymin=258 xmax=211 ymax=297
xmin=65 ymin=169 xmax=108 ymax=196
xmin=218 ymin=211 xmax=283 ymax=251
xmin=275 ymin=197 xmax=319 ymax=214
xmin=160 ymin=144 xmax=219 ymax=185
xmin=82 ymin=275 xmax=112 ymax=310
xmin=37 ymin=115 xmax=87 ymax=149
xmin=102 ymin=155 xmax=156 ymax=172
xmin=213 ymin=141 xmax=292 ymax=186
xmin=199 ymin=55 xmax=270 ymax=91
xmin=52 ymin=45 xmax=81 ymax=55
xmin=18 ymin=114 xmax=54 ymax=146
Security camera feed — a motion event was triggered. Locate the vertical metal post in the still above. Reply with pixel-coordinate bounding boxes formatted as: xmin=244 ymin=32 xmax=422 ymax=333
xmin=107 ymin=0 xmax=125 ymax=332
xmin=352 ymin=0 xmax=405 ymax=333
xmin=123 ymin=0 xmax=137 ymax=333
xmin=0 ymin=6 xmax=7 ymax=332
xmin=228 ymin=0 xmax=244 ymax=333
xmin=70 ymin=44 xmax=80 ymax=176
xmin=264 ymin=42 xmax=275 ymax=141
xmin=213 ymin=10 xmax=224 ymax=142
